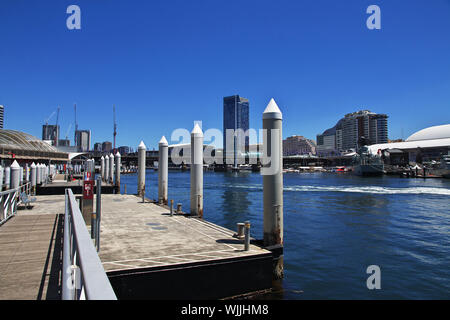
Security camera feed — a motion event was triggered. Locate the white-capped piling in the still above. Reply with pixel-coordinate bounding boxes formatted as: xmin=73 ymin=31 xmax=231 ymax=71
xmin=10 ymin=160 xmax=21 ymax=190
xmin=88 ymin=159 xmax=95 ymax=178
xmin=38 ymin=164 xmax=42 ymax=185
xmin=109 ymin=153 xmax=114 ymax=184
xmin=4 ymin=166 xmax=10 ymax=190
xmin=262 ymin=98 xmax=284 ymax=279
xmin=91 ymin=159 xmax=95 ymax=177
xmin=37 ymin=164 xmax=41 ymax=183
xmin=105 ymin=155 xmax=110 ymax=183
xmin=31 ymin=162 xmax=37 ymax=188
xmin=115 ymin=151 xmax=121 ymax=192
xmin=25 ymin=163 xmax=30 ymax=182
xmin=43 ymin=165 xmax=47 ymax=183
xmin=101 ymin=156 xmax=105 ymax=181
xmin=158 ymin=136 xmax=169 ymax=204
xmin=0 ymin=165 xmax=3 ymax=192
xmin=84 ymin=160 xmax=89 ymax=177
xmin=40 ymin=164 xmax=44 ymax=184
xmin=19 ymin=166 xmax=24 ymax=185
xmin=36 ymin=164 xmax=42 ymax=185
xmin=190 ymin=124 xmax=204 ymax=217
xmin=138 ymin=141 xmax=146 ymax=197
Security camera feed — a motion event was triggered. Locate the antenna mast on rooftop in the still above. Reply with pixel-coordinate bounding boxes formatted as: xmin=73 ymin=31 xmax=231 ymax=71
xmin=54 ymin=106 xmax=60 ymax=147
xmin=113 ymin=105 xmax=117 ymax=154
xmin=74 ymin=103 xmax=78 ymax=146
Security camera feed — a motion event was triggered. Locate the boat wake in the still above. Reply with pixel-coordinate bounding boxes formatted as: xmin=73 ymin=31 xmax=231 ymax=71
xmin=285 ymin=185 xmax=450 ymax=195
xmin=225 ymin=184 xmax=450 ymax=195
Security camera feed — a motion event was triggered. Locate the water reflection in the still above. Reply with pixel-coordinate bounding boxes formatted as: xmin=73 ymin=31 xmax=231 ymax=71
xmin=220 ymin=172 xmax=253 ymax=228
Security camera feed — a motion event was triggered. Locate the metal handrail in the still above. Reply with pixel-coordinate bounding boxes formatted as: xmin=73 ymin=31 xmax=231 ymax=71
xmin=62 ymin=188 xmax=117 ymax=300
xmin=0 ymin=182 xmax=32 ymax=226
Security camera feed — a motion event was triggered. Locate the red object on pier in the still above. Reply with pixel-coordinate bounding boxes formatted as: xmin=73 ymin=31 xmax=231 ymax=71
xmin=83 ymin=180 xmax=94 ymax=200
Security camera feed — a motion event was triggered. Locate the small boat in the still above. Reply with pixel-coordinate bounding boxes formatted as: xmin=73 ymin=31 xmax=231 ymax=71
xmin=239 ymin=164 xmax=253 ymax=171
xmin=429 ymin=154 xmax=450 ymax=178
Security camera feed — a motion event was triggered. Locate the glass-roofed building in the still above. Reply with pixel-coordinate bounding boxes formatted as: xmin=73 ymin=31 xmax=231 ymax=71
xmin=0 ymin=130 xmax=69 ymax=163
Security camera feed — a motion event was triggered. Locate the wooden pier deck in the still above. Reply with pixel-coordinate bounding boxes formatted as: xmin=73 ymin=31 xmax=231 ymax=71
xmin=0 ymin=195 xmax=64 ymax=300
xmin=0 ymin=193 xmax=273 ymax=300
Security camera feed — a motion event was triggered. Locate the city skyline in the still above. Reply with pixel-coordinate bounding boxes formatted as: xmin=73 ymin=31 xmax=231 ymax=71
xmin=1 ymin=1 xmax=450 ymax=149
xmin=2 ymin=98 xmax=445 ymax=149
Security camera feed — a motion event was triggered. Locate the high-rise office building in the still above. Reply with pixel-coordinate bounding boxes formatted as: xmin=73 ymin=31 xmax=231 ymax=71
xmin=118 ymin=146 xmax=130 ymax=155
xmin=94 ymin=143 xmax=102 ymax=152
xmin=223 ymin=95 xmax=249 ymax=166
xmin=317 ymin=110 xmax=388 ymax=155
xmin=0 ymin=105 xmax=4 ymax=129
xmin=102 ymin=141 xmax=112 ymax=153
xmin=42 ymin=124 xmax=60 ymax=145
xmin=75 ymin=130 xmax=91 ymax=152
xmin=58 ymin=139 xmax=70 ymax=147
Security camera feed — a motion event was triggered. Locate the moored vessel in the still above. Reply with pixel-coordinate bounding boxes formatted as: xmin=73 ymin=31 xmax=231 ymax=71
xmin=352 ymin=137 xmax=384 ymax=177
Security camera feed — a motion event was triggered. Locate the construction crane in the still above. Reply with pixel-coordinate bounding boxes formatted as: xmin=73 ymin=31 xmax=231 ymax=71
xmin=44 ymin=111 xmax=56 ymax=126
xmin=54 ymin=106 xmax=60 ymax=147
xmin=74 ymin=104 xmax=78 ymax=146
xmin=65 ymin=123 xmax=72 ymax=141
xmin=113 ymin=105 xmax=117 ymax=154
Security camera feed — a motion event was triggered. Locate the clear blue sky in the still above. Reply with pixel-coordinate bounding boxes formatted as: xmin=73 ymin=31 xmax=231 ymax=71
xmin=1 ymin=0 xmax=450 ymax=149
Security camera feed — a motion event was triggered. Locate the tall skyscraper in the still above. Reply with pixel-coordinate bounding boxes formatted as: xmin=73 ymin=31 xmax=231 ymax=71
xmin=317 ymin=110 xmax=388 ymax=155
xmin=223 ymin=95 xmax=249 ymax=166
xmin=42 ymin=124 xmax=60 ymax=145
xmin=0 ymin=105 xmax=4 ymax=129
xmin=75 ymin=130 xmax=91 ymax=152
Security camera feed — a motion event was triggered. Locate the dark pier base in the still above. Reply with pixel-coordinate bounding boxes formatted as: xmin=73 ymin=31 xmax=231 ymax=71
xmin=36 ymin=181 xmax=118 ymax=195
xmin=108 ymin=253 xmax=273 ymax=300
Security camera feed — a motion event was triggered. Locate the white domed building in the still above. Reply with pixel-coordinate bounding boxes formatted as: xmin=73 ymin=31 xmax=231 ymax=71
xmin=405 ymin=124 xmax=450 ymax=142
xmin=368 ymin=124 xmax=450 ymax=164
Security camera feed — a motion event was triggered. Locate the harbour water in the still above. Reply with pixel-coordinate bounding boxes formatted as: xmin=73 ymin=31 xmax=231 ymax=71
xmin=120 ymin=171 xmax=450 ymax=299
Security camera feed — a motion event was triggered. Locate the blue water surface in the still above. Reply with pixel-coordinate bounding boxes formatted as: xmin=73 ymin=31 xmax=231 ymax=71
xmin=120 ymin=170 xmax=450 ymax=299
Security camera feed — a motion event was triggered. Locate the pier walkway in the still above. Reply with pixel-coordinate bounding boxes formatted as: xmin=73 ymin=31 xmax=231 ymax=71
xmin=0 ymin=195 xmax=64 ymax=299
xmin=99 ymin=195 xmax=273 ymax=299
xmin=100 ymin=194 xmax=268 ymax=272
xmin=0 ymin=193 xmax=273 ymax=299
